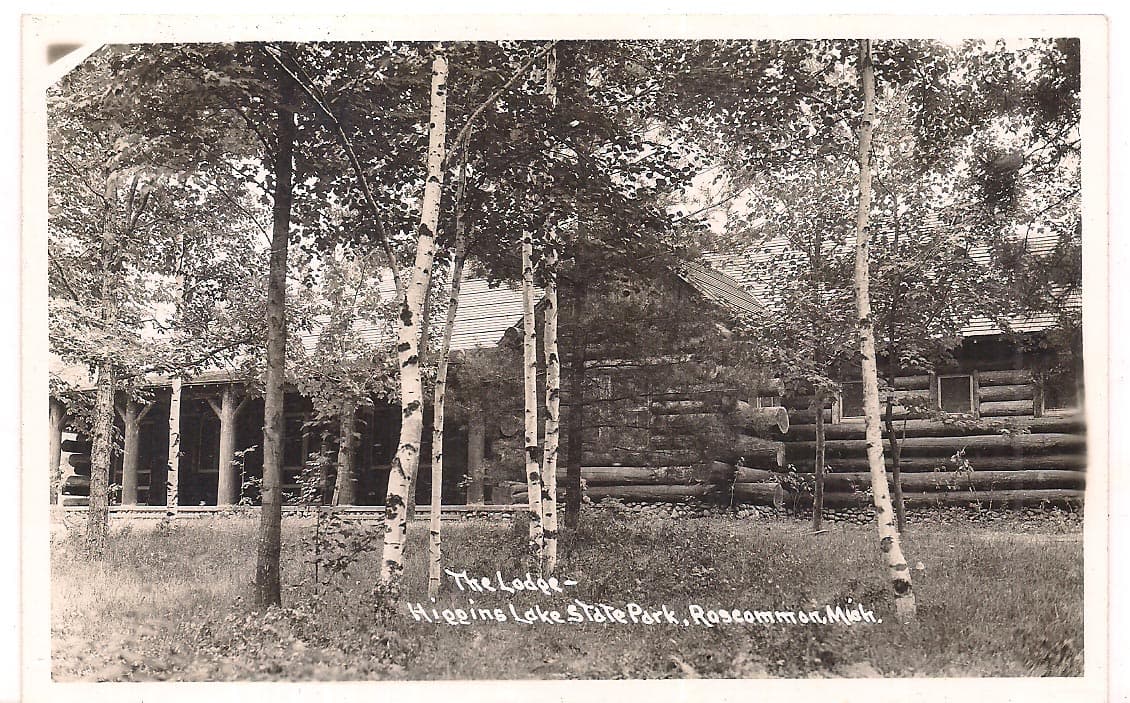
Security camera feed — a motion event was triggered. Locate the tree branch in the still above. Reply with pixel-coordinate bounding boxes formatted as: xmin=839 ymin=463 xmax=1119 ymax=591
xmin=259 ymin=43 xmax=404 ymax=300
xmin=444 ymin=40 xmax=559 ymax=171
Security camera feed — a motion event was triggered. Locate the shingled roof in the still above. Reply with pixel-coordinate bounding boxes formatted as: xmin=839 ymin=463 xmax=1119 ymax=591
xmin=678 ymin=260 xmax=771 ymax=322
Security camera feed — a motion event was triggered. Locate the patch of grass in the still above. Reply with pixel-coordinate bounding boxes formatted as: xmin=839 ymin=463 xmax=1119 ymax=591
xmin=50 ymin=511 xmax=1083 ymax=681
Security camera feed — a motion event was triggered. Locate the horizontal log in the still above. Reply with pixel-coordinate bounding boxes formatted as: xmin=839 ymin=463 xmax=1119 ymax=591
xmin=589 ymin=485 xmax=715 ymax=501
xmin=518 ymin=484 xmax=717 ymax=503
xmin=794 ymin=453 xmax=1087 ymax=472
xmin=60 ymin=439 xmax=92 ymax=453
xmin=648 ymin=434 xmax=705 ymax=450
xmin=580 ymin=465 xmax=708 ymax=485
xmin=787 ymin=409 xmax=833 ymax=424
xmin=706 ymin=462 xmax=777 ymax=484
xmin=726 ymin=482 xmax=780 ymax=503
xmin=711 ymin=436 xmax=786 ymax=468
xmin=786 ymin=433 xmax=1084 ymax=459
xmin=779 ymin=470 xmax=1084 ymax=492
xmin=651 ymin=414 xmax=721 ymax=431
xmin=979 ymin=369 xmax=1034 ymax=386
xmin=893 ymin=375 xmax=932 ymax=391
xmin=978 ymin=384 xmax=1035 ymax=402
xmin=979 ymin=400 xmax=1035 ymax=417
xmin=649 ymin=399 xmax=717 ymax=415
xmin=785 ymin=415 xmax=1085 ymax=441
xmin=582 ymin=449 xmax=703 ymax=467
xmin=62 ymin=475 xmax=90 ymax=495
xmin=720 ymin=399 xmax=789 ymax=436
xmin=799 ymin=489 xmax=1083 ymax=509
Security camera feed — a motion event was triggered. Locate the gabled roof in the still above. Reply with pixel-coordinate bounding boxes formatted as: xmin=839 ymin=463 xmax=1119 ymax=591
xmin=678 ymin=260 xmax=771 ymax=322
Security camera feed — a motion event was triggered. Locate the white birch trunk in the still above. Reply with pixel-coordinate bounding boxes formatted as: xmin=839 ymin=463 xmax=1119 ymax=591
xmin=166 ymin=378 xmax=182 ymax=517
xmin=427 ymin=148 xmax=471 ymax=599
xmin=166 ymin=223 xmax=186 ymax=516
xmin=522 ymin=232 xmax=544 ymax=572
xmin=540 ymin=45 xmax=561 ymax=575
xmin=541 ymin=240 xmax=561 ymax=574
xmin=853 ymin=38 xmax=916 ymax=623
xmin=380 ymin=49 xmax=448 ymax=590
xmin=428 ymin=222 xmax=468 ymax=600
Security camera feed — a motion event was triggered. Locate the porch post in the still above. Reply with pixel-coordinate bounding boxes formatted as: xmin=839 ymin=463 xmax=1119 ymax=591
xmin=49 ymin=398 xmax=67 ymax=505
xmin=207 ymin=385 xmax=248 ymax=506
xmin=120 ymin=400 xmax=152 ymax=505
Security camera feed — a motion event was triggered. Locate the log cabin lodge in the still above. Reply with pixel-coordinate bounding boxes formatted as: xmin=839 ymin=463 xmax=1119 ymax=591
xmin=49 ymin=231 xmax=1086 ymax=514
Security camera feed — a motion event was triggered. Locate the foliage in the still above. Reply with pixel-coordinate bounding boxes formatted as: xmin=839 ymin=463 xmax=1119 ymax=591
xmin=289 ymin=248 xmax=400 ymax=429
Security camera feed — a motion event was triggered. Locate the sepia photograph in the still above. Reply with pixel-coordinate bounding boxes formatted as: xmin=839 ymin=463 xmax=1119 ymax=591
xmin=19 ymin=12 xmax=1110 ymax=701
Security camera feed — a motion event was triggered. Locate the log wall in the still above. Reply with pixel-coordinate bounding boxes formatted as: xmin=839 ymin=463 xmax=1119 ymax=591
xmin=571 ymin=358 xmax=1085 ymax=511
xmin=777 ymin=364 xmax=1085 ymax=511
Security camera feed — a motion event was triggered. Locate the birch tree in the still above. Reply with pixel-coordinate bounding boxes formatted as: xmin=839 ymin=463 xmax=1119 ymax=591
xmin=852 ymin=39 xmax=915 ymax=622
xmin=427 ymin=157 xmax=470 ymax=599
xmin=539 ymin=46 xmax=562 ymax=575
xmin=520 ymin=231 xmax=545 ymax=570
xmin=380 ymin=47 xmax=448 ymax=590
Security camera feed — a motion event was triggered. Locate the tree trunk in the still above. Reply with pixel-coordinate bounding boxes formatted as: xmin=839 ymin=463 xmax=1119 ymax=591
xmin=885 ymin=195 xmax=907 ymax=533
xmin=541 ymin=243 xmax=560 ymax=574
xmin=208 ymin=387 xmax=244 ymax=507
xmin=333 ymin=404 xmax=357 ymax=506
xmin=564 ymin=281 xmax=587 ymax=529
xmin=380 ymin=49 xmax=448 ymax=590
xmin=813 ymin=396 xmax=826 ymax=531
xmin=49 ymin=398 xmax=66 ymax=505
xmin=428 ymin=196 xmax=468 ymax=599
xmin=406 ymin=278 xmax=434 ymax=520
xmin=85 ymin=164 xmax=119 ymax=559
xmin=254 ymin=65 xmax=297 ymax=608
xmin=86 ymin=362 xmax=115 ymax=558
xmin=538 ymin=45 xmax=561 ymax=574
xmin=165 ymin=379 xmax=183 ymax=516
xmin=884 ymin=397 xmax=907 ymax=533
xmin=852 ymin=38 xmax=915 ymax=623
xmin=120 ymin=400 xmax=150 ymax=506
xmin=522 ymin=232 xmax=544 ymax=571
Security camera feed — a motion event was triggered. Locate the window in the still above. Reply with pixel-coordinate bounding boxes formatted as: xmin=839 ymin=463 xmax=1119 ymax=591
xmin=283 ymin=414 xmax=311 ymax=468
xmin=1044 ymin=366 xmax=1083 ymax=412
xmin=753 ymin=395 xmax=781 ymax=408
xmin=938 ymin=375 xmax=974 ymax=414
xmin=840 ymin=381 xmax=864 ymax=419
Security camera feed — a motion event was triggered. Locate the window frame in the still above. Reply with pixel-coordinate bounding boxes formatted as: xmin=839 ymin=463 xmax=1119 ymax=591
xmin=936 ymin=373 xmax=976 ymax=415
xmin=838 ymin=381 xmax=866 ymax=422
xmin=1040 ymin=369 xmax=1084 ymax=416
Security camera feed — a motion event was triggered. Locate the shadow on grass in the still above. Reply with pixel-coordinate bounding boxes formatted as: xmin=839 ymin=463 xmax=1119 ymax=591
xmin=49 ymin=511 xmax=1083 ymax=681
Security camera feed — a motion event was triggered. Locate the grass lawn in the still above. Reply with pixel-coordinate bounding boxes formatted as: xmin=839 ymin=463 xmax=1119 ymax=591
xmin=49 ymin=510 xmax=1083 ymax=681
